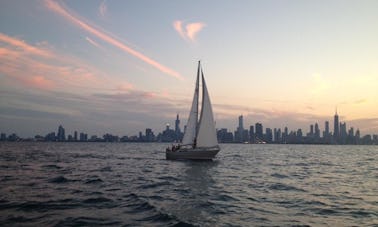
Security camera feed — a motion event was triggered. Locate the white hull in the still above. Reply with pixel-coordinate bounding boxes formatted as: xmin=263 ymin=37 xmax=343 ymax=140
xmin=166 ymin=147 xmax=220 ymax=160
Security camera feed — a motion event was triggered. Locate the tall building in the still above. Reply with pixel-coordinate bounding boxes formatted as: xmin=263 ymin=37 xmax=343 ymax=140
xmin=238 ymin=115 xmax=244 ymax=129
xmin=235 ymin=115 xmax=244 ymax=142
xmin=333 ymin=109 xmax=339 ymax=143
xmin=57 ymin=125 xmax=65 ymax=141
xmin=265 ymin=128 xmax=273 ymax=143
xmin=340 ymin=122 xmax=347 ymax=144
xmin=309 ymin=124 xmax=314 ymax=137
xmin=174 ymin=114 xmax=182 ymax=142
xmin=0 ymin=133 xmax=6 ymax=141
xmin=255 ymin=123 xmax=263 ymax=141
xmin=145 ymin=128 xmax=155 ymax=142
xmin=249 ymin=125 xmax=255 ymax=143
xmin=325 ymin=121 xmax=329 ymax=136
xmin=314 ymin=123 xmax=320 ymax=139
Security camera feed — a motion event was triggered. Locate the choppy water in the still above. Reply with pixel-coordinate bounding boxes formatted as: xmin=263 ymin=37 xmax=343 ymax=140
xmin=0 ymin=142 xmax=377 ymax=226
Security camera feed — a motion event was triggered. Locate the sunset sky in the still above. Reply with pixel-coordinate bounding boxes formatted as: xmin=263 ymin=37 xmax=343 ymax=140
xmin=1 ymin=0 xmax=378 ymax=137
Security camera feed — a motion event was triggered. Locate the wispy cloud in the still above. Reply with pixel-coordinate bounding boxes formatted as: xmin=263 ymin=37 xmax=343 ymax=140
xmin=0 ymin=32 xmax=121 ymax=91
xmin=44 ymin=0 xmax=183 ymax=80
xmin=85 ymin=36 xmax=102 ymax=49
xmin=0 ymin=33 xmax=52 ymax=57
xmin=173 ymin=20 xmax=206 ymax=43
xmin=99 ymin=0 xmax=107 ymax=18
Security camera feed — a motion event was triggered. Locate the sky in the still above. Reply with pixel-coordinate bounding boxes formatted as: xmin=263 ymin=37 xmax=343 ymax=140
xmin=1 ymin=0 xmax=378 ymax=137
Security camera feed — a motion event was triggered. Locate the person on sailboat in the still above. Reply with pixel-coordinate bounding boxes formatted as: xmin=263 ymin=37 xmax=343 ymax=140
xmin=193 ymin=138 xmax=197 ymax=149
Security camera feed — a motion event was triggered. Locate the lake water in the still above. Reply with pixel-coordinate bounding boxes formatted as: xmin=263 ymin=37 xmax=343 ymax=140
xmin=0 ymin=142 xmax=377 ymax=226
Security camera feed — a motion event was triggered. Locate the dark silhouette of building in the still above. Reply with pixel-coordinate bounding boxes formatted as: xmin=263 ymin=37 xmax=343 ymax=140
xmin=0 ymin=133 xmax=6 ymax=141
xmin=235 ymin=115 xmax=245 ymax=143
xmin=255 ymin=123 xmax=263 ymax=141
xmin=160 ymin=124 xmax=176 ymax=142
xmin=333 ymin=109 xmax=339 ymax=143
xmin=174 ymin=114 xmax=182 ymax=142
xmin=249 ymin=125 xmax=255 ymax=143
xmin=217 ymin=128 xmax=233 ymax=143
xmin=57 ymin=125 xmax=65 ymax=141
xmin=145 ymin=128 xmax=155 ymax=142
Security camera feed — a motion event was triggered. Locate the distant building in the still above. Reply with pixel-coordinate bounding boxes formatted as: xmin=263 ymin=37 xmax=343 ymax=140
xmin=174 ymin=114 xmax=182 ymax=142
xmin=265 ymin=128 xmax=273 ymax=143
xmin=217 ymin=128 xmax=233 ymax=143
xmin=249 ymin=125 xmax=255 ymax=143
xmin=255 ymin=123 xmax=263 ymax=141
xmin=160 ymin=124 xmax=176 ymax=142
xmin=0 ymin=133 xmax=6 ymax=141
xmin=235 ymin=115 xmax=244 ymax=143
xmin=314 ymin=123 xmax=320 ymax=139
xmin=145 ymin=128 xmax=155 ymax=142
xmin=333 ymin=109 xmax=339 ymax=143
xmin=57 ymin=125 xmax=65 ymax=141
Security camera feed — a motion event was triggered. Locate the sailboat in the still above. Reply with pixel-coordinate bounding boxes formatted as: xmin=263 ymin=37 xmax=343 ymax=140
xmin=166 ymin=61 xmax=220 ymax=160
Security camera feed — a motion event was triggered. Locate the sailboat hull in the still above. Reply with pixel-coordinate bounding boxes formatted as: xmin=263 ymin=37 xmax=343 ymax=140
xmin=166 ymin=147 xmax=220 ymax=160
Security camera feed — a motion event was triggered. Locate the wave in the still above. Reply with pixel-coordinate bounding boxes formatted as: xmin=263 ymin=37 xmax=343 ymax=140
xmin=48 ymin=176 xmax=69 ymax=183
xmin=268 ymin=183 xmax=307 ymax=192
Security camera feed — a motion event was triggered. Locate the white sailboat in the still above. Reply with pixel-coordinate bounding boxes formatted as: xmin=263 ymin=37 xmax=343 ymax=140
xmin=166 ymin=61 xmax=220 ymax=160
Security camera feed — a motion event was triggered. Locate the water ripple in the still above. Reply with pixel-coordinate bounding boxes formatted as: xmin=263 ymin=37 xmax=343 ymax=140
xmin=0 ymin=142 xmax=377 ymax=226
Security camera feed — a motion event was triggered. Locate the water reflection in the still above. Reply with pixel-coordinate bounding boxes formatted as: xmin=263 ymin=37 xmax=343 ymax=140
xmin=175 ymin=161 xmax=218 ymax=225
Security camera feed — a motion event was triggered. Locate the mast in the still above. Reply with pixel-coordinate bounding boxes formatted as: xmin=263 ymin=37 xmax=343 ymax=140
xmin=181 ymin=61 xmax=200 ymax=146
xmin=195 ymin=61 xmax=200 ymax=137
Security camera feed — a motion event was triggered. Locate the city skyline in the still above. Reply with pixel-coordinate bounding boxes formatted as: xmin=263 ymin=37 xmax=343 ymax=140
xmin=2 ymin=111 xmax=377 ymax=145
xmin=1 ymin=1 xmax=378 ymax=137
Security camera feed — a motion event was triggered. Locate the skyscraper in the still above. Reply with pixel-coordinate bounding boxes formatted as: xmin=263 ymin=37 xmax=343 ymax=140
xmin=325 ymin=121 xmax=329 ymax=136
xmin=57 ymin=125 xmax=65 ymax=141
xmin=175 ymin=114 xmax=181 ymax=141
xmin=333 ymin=109 xmax=339 ymax=143
xmin=238 ymin=115 xmax=244 ymax=130
xmin=315 ymin=123 xmax=320 ymax=139
xmin=255 ymin=123 xmax=263 ymax=141
xmin=249 ymin=125 xmax=255 ymax=143
xmin=235 ymin=115 xmax=244 ymax=142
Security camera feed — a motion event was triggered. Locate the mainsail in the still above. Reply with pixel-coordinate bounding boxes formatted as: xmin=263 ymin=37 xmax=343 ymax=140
xmin=196 ymin=69 xmax=218 ymax=148
xmin=181 ymin=62 xmax=200 ymax=145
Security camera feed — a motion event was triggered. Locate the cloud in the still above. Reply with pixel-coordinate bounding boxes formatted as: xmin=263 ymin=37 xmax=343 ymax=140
xmin=0 ymin=32 xmax=123 ymax=91
xmin=0 ymin=33 xmax=52 ymax=57
xmin=85 ymin=36 xmax=102 ymax=49
xmin=173 ymin=20 xmax=206 ymax=42
xmin=99 ymin=0 xmax=107 ymax=18
xmin=44 ymin=0 xmax=183 ymax=80
xmin=116 ymin=82 xmax=134 ymax=92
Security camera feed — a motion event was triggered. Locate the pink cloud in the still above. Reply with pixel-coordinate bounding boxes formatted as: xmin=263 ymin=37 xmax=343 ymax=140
xmin=44 ymin=0 xmax=183 ymax=80
xmin=0 ymin=32 xmax=133 ymax=91
xmin=0 ymin=33 xmax=52 ymax=57
xmin=173 ymin=21 xmax=185 ymax=39
xmin=28 ymin=75 xmax=55 ymax=89
xmin=186 ymin=22 xmax=206 ymax=41
xmin=173 ymin=20 xmax=206 ymax=42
